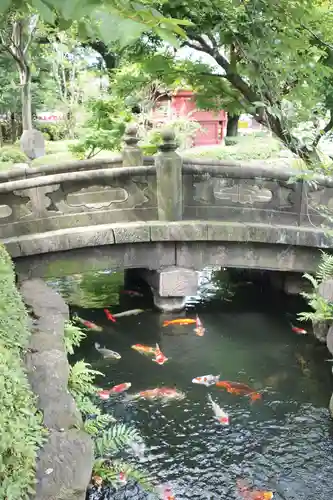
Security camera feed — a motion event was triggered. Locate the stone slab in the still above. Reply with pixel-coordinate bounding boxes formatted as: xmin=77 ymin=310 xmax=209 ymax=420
xmin=150 ymin=221 xmax=208 ymax=241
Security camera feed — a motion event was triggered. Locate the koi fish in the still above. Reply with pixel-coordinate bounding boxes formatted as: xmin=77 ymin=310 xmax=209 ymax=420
xmin=120 ymin=289 xmax=144 ymax=297
xmin=163 ymin=318 xmax=196 ymax=327
xmin=118 ymin=471 xmax=127 ymax=485
xmin=131 ymin=344 xmax=156 ymax=356
xmin=192 ymin=374 xmax=220 ymax=387
xmin=152 ymin=343 xmax=168 ymax=365
xmin=215 ymin=381 xmax=262 ymax=402
xmin=194 ymin=314 xmax=205 ymax=336
xmin=112 ymin=309 xmax=144 ymax=318
xmin=291 ymin=324 xmax=307 ymax=335
xmin=126 ymin=387 xmax=185 ymax=402
xmin=97 ymin=382 xmax=132 ymax=399
xmin=207 ymin=393 xmax=229 ymax=425
xmin=104 ymin=309 xmax=117 ymax=322
xmin=74 ymin=316 xmax=102 ymax=331
xmin=92 ymin=475 xmax=103 ymax=487
xmin=236 ymin=479 xmax=274 ymax=500
xmin=94 ymin=342 xmax=121 ymax=360
xmin=157 ymin=485 xmax=176 ymax=500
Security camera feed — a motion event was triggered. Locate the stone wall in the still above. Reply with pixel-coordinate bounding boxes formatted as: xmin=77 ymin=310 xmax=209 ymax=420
xmin=19 ymin=279 xmax=93 ymax=500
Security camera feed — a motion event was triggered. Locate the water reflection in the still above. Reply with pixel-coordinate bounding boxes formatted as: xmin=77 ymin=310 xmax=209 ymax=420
xmin=47 ymin=267 xmax=333 ymax=500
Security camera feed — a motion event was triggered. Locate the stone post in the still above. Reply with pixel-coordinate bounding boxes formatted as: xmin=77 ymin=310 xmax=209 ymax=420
xmin=155 ymin=129 xmax=183 ymax=221
xmin=122 ymin=124 xmax=143 ymax=167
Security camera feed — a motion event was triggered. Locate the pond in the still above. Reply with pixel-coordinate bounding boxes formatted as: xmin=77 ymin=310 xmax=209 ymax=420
xmin=49 ymin=268 xmax=333 ymax=500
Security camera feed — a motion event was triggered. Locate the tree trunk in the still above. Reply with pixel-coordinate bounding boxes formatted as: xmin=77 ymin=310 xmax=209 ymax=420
xmin=226 ymin=114 xmax=240 ymax=137
xmin=10 ymin=112 xmax=16 ymax=142
xmin=20 ymin=68 xmax=32 ymax=131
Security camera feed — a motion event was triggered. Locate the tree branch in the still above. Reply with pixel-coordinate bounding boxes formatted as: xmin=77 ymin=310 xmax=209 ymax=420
xmin=312 ymin=110 xmax=333 ymax=147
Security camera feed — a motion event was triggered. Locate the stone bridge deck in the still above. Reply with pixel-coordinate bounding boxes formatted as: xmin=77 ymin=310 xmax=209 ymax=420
xmin=0 ymin=126 xmax=332 ymax=307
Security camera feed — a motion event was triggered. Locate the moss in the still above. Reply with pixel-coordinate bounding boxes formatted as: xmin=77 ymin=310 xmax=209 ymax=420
xmin=0 ymin=244 xmax=44 ymax=499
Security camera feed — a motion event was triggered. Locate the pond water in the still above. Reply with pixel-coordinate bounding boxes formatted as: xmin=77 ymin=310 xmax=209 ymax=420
xmin=49 ymin=268 xmax=333 ymax=500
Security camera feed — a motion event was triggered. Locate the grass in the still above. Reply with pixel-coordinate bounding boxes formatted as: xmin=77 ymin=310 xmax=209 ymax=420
xmin=183 ymin=134 xmax=286 ymax=161
xmin=0 ymin=245 xmax=44 ymax=499
xmin=0 ymin=140 xmax=120 ymax=171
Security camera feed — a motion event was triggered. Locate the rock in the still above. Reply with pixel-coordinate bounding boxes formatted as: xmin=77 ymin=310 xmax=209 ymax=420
xmin=19 ymin=279 xmax=93 ymax=499
xmin=152 ymin=293 xmax=187 ymax=312
xmin=326 ymin=324 xmax=333 ymax=355
xmin=25 ymin=349 xmax=82 ymax=430
xmin=34 ymin=429 xmax=93 ymax=500
xmin=318 ymin=279 xmax=333 ymax=303
xmin=313 ymin=320 xmax=330 ymax=343
xmin=329 ymin=393 xmax=333 ymax=419
xmin=20 ymin=129 xmax=45 ymax=160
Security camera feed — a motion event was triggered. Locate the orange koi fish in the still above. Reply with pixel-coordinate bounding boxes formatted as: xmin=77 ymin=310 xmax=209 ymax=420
xmin=127 ymin=387 xmax=185 ymax=402
xmin=92 ymin=475 xmax=103 ymax=487
xmin=74 ymin=316 xmax=102 ymax=331
xmin=153 ymin=343 xmax=168 ymax=365
xmin=291 ymin=324 xmax=307 ymax=335
xmin=163 ymin=318 xmax=196 ymax=327
xmin=97 ymin=382 xmax=132 ymax=399
xmin=104 ymin=309 xmax=117 ymax=322
xmin=194 ymin=314 xmax=205 ymax=336
xmin=237 ymin=479 xmax=274 ymax=500
xmin=157 ymin=485 xmax=176 ymax=500
xmin=215 ymin=381 xmax=262 ymax=402
xmin=131 ymin=344 xmax=156 ymax=356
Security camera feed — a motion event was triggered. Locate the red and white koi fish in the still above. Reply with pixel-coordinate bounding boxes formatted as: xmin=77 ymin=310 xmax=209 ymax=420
xmin=75 ymin=316 xmax=102 ymax=331
xmin=291 ymin=324 xmax=307 ymax=335
xmin=192 ymin=374 xmax=220 ymax=387
xmin=157 ymin=484 xmax=176 ymax=499
xmin=236 ymin=479 xmax=274 ymax=500
xmin=194 ymin=314 xmax=205 ymax=336
xmin=104 ymin=309 xmax=117 ymax=322
xmin=97 ymin=382 xmax=132 ymax=399
xmin=163 ymin=318 xmax=196 ymax=327
xmin=207 ymin=393 xmax=229 ymax=425
xmin=152 ymin=343 xmax=168 ymax=365
xmin=118 ymin=471 xmax=127 ymax=485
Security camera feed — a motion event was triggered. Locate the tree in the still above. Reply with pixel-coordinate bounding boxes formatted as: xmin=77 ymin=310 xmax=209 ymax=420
xmin=143 ymin=0 xmax=333 ymax=165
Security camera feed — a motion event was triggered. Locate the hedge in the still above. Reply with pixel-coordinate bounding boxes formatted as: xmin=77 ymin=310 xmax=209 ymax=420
xmin=0 ymin=245 xmax=43 ymax=499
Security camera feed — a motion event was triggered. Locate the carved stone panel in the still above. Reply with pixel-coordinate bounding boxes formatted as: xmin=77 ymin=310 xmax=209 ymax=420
xmin=212 ymin=178 xmax=272 ymax=204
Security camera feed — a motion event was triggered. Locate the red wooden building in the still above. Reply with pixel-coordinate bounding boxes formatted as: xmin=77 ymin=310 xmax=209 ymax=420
xmin=151 ymin=89 xmax=227 ymax=147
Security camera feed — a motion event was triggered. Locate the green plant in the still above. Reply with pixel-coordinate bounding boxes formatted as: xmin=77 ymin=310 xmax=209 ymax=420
xmin=64 ymin=321 xmax=87 ymax=355
xmin=298 ymin=252 xmax=333 ymax=323
xmin=93 ymin=458 xmax=155 ymax=492
xmin=69 ymin=97 xmax=132 ymax=159
xmin=0 ymin=245 xmax=44 ymax=499
xmin=224 ymin=136 xmax=239 ymax=146
xmin=0 ymin=146 xmax=27 ymax=164
xmin=35 ymin=122 xmax=67 ymax=141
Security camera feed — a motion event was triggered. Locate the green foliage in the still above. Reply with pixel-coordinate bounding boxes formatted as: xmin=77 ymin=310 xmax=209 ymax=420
xmin=63 ymin=321 xmax=86 ymax=355
xmin=95 ymin=424 xmax=142 ymax=457
xmin=0 ymin=147 xmax=27 ymax=164
xmin=69 ymin=97 xmax=132 ymax=159
xmin=93 ymin=458 xmax=155 ymax=492
xmin=0 ymin=245 xmax=43 ymax=499
xmin=185 ymin=135 xmax=282 ymax=161
xmin=140 ymin=117 xmax=201 ymax=154
xmin=68 ymin=360 xmax=103 ymax=396
xmin=35 ymin=122 xmax=68 ymax=141
xmin=299 ymin=252 xmax=333 ymax=323
xmin=225 ymin=137 xmax=239 ymax=146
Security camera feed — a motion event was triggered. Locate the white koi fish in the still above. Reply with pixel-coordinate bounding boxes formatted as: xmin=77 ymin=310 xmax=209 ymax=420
xmin=192 ymin=374 xmax=220 ymax=387
xmin=207 ymin=393 xmax=229 ymax=425
xmin=94 ymin=342 xmax=121 ymax=360
xmin=112 ymin=309 xmax=144 ymax=318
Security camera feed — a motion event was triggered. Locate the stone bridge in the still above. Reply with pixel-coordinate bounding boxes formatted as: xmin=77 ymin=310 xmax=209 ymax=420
xmin=0 ymin=126 xmax=332 ymax=310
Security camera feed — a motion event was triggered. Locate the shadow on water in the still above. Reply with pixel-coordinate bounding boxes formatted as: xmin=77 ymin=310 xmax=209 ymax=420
xmin=48 ymin=267 xmax=333 ymax=500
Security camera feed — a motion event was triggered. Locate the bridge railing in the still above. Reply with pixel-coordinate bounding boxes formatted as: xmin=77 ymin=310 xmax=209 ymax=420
xmin=0 ymin=124 xmax=332 ymax=241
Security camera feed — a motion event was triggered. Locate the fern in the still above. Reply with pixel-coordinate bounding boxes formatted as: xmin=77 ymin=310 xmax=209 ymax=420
xmin=95 ymin=423 xmax=142 ymax=457
xmin=316 ymin=251 xmax=333 ymax=282
xmin=64 ymin=321 xmax=86 ymax=355
xmin=84 ymin=414 xmax=116 ymax=436
xmin=68 ymin=360 xmax=103 ymax=395
xmin=93 ymin=458 xmax=155 ymax=492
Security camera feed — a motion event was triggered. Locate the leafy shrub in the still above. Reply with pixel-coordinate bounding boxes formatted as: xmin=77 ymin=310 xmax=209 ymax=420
xmin=0 ymin=146 xmax=27 ymax=164
xmin=35 ymin=122 xmax=68 ymax=141
xmin=224 ymin=136 xmax=239 ymax=146
xmin=69 ymin=97 xmax=132 ymax=159
xmin=0 ymin=245 xmax=43 ymax=499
